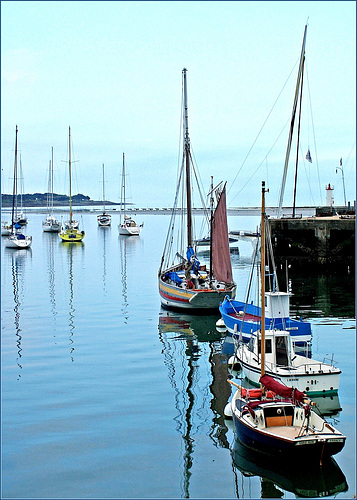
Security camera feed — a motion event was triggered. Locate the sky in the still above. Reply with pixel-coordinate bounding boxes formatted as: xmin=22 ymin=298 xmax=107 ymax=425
xmin=1 ymin=1 xmax=356 ymax=208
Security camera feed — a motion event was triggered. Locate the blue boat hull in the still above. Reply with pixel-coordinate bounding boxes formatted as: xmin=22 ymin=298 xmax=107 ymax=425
xmin=219 ymin=298 xmax=311 ymax=344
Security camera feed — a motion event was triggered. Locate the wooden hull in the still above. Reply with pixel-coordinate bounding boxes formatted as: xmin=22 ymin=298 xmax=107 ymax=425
xmin=231 ymin=391 xmax=345 ymax=462
xmin=159 ymin=276 xmax=236 ymax=311
xmin=59 ymin=229 xmax=85 ymax=242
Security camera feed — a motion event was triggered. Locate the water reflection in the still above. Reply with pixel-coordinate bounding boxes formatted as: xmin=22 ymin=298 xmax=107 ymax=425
xmin=158 ymin=310 xmax=231 ymax=498
xmin=119 ymin=237 xmax=129 ymax=321
xmin=98 ymin=225 xmax=110 ymax=296
xmin=276 ymin=266 xmax=355 ymax=318
xmin=231 ymin=438 xmax=347 ymax=498
xmin=7 ymin=249 xmax=32 ymax=379
xmin=44 ymin=233 xmax=58 ymax=334
xmin=61 ymin=242 xmax=84 ymax=361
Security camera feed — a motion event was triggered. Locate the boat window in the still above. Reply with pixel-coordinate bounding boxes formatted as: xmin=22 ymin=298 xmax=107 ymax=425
xmin=276 ymin=336 xmax=289 ymax=366
xmin=258 ymin=339 xmax=272 ymax=354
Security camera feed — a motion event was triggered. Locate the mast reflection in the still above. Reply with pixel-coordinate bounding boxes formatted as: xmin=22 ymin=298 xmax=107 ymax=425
xmin=61 ymin=242 xmax=84 ymax=361
xmin=158 ymin=310 xmax=231 ymax=498
xmin=98 ymin=224 xmax=110 ymax=296
xmin=119 ymin=237 xmax=129 ymax=322
xmin=8 ymin=249 xmax=32 ymax=379
xmin=44 ymin=233 xmax=58 ymax=332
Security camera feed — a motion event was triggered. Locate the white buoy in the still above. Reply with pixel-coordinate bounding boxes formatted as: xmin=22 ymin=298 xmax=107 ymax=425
xmin=215 ymin=317 xmax=227 ymax=332
xmin=224 ymin=402 xmax=233 ymax=419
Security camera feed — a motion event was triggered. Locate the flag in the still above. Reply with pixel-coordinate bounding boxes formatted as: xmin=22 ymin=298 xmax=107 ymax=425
xmin=305 ymin=149 xmax=312 ymax=163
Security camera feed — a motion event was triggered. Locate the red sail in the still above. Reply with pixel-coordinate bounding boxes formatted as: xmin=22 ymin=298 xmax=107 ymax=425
xmin=260 ymin=374 xmax=306 ymax=402
xmin=212 ymin=184 xmax=233 ymax=284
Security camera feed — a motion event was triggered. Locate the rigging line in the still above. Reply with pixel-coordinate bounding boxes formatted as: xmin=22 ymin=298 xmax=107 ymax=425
xmin=306 ymin=64 xmax=322 ymax=205
xmin=230 ymin=115 xmax=291 ymax=204
xmin=265 ymin=222 xmax=279 ymax=292
xmin=227 ymin=58 xmax=300 ymax=202
xmin=191 ymin=161 xmax=210 ymax=219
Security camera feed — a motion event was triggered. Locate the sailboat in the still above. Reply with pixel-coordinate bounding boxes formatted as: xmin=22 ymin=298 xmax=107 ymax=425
xmin=118 ymin=153 xmax=143 ymax=236
xmin=225 ymin=182 xmax=346 ymax=463
xmin=43 ymin=147 xmax=61 ymax=232
xmin=97 ymin=163 xmax=111 ymax=226
xmin=5 ymin=126 xmax=32 ymax=249
xmin=158 ymin=68 xmax=236 ymax=311
xmin=59 ymin=127 xmax=85 ymax=242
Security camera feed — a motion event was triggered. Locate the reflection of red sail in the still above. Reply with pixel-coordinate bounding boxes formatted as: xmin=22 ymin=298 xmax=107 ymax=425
xmin=212 ymin=184 xmax=233 ymax=284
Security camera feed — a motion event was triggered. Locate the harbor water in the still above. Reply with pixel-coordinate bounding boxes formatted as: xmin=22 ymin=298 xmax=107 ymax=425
xmin=1 ymin=212 xmax=355 ymax=498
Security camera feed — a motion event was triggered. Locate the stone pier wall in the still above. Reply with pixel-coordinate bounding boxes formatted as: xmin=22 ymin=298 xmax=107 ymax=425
xmin=268 ymin=216 xmax=355 ymax=269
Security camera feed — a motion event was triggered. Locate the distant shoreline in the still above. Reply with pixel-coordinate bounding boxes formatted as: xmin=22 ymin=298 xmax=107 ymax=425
xmin=1 ymin=192 xmax=122 ymax=208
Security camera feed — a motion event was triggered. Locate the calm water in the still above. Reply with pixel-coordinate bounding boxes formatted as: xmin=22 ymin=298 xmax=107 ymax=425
xmin=1 ymin=212 xmax=355 ymax=499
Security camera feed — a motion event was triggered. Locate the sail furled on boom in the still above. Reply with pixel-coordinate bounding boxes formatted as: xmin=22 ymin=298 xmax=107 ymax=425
xmin=211 ymin=183 xmax=233 ymax=284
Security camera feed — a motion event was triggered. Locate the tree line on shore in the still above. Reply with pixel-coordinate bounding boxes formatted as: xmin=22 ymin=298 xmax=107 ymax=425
xmin=1 ymin=193 xmax=118 ymax=207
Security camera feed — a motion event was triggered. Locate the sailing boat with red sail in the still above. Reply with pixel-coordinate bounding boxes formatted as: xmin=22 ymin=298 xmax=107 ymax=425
xmin=225 ymin=181 xmax=346 ymax=463
xmin=158 ymin=68 xmax=236 ymax=311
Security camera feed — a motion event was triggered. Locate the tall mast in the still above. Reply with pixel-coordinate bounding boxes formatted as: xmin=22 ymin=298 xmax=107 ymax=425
xmin=11 ymin=125 xmax=19 ymax=229
xmin=102 ymin=163 xmax=106 ymax=212
xmin=68 ymin=126 xmax=72 ymax=224
xmin=260 ymin=181 xmax=267 ymax=388
xmin=292 ymin=56 xmax=305 ymax=218
xmin=209 ymin=176 xmax=214 ymax=282
xmin=47 ymin=159 xmax=51 ymax=214
xmin=278 ymin=24 xmax=307 ymax=217
xmin=121 ymin=153 xmax=126 ymax=219
xmin=182 ymin=68 xmax=192 ymax=248
xmin=19 ymin=155 xmax=23 ymax=215
xmin=51 ymin=146 xmax=54 ymax=215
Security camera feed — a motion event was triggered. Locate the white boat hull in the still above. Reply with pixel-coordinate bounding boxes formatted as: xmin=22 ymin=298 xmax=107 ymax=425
xmin=98 ymin=215 xmax=111 ymax=226
xmin=119 ymin=223 xmax=142 ymax=236
xmin=65 ymin=220 xmax=79 ymax=230
xmin=43 ymin=218 xmax=61 ymax=232
xmin=5 ymin=234 xmax=32 ymax=248
xmin=235 ymin=344 xmax=340 ymax=396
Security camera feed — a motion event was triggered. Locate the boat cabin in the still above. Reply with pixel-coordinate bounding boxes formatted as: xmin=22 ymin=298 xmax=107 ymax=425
xmin=251 ymin=329 xmax=293 ymax=367
xmin=265 ymin=292 xmax=290 ymax=319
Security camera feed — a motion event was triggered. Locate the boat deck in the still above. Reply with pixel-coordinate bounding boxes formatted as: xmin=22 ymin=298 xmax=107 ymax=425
xmin=228 ymin=311 xmax=260 ymax=322
xmin=264 ymin=425 xmax=303 ymax=439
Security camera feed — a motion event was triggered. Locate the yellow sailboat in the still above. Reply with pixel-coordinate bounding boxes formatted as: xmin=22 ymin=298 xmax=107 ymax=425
xmin=59 ymin=126 xmax=85 ymax=242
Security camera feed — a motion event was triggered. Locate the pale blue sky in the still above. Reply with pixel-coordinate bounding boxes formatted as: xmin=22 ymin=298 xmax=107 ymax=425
xmin=1 ymin=1 xmax=356 ymax=207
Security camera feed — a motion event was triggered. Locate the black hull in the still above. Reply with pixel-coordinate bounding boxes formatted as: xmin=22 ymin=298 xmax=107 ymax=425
xmin=233 ymin=414 xmax=345 ymax=462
